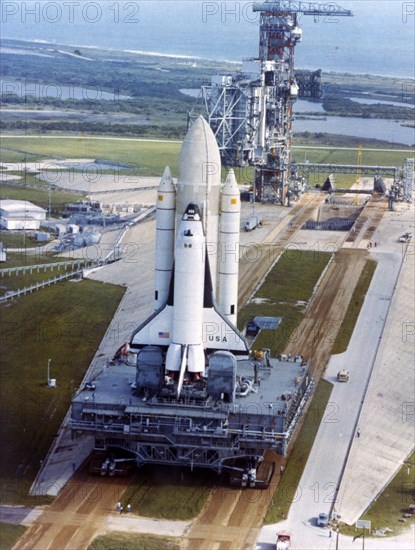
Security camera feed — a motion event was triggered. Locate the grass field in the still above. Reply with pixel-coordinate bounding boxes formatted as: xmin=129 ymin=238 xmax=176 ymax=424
xmin=88 ymin=532 xmax=180 ymax=550
xmin=238 ymin=250 xmax=332 ymax=355
xmin=0 ymin=261 xmax=88 ymax=296
xmin=264 ymin=379 xmax=334 ymax=523
xmin=1 ymin=136 xmax=412 ymax=181
xmin=331 ymin=259 xmax=378 ymax=355
xmin=0 ymin=280 xmax=125 ymax=505
xmin=0 ymin=230 xmax=53 ymax=250
xmin=0 ymin=523 xmax=27 ymax=550
xmin=0 ymin=252 xmax=71 ymax=269
xmin=1 ymin=137 xmax=182 ymax=176
xmin=340 ymin=451 xmax=415 ymax=537
xmin=0 ymin=183 xmax=83 ymax=213
xmin=292 ymin=146 xmax=411 ymax=169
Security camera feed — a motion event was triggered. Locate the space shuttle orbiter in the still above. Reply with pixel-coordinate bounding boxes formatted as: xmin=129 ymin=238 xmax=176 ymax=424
xmin=130 ymin=116 xmax=249 ymax=382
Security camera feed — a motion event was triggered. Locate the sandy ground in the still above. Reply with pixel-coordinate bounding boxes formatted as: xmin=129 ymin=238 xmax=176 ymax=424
xmin=13 ymin=466 xmax=130 ymax=550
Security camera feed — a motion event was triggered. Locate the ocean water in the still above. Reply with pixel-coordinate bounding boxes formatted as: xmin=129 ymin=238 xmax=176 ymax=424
xmin=1 ymin=0 xmax=414 ymax=78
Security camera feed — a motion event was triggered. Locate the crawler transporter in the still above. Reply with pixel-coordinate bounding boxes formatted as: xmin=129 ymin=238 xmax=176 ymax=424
xmin=70 ymin=117 xmax=312 ymax=485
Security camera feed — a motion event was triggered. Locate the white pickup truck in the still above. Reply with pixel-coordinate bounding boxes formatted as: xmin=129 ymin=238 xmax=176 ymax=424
xmin=276 ymin=531 xmax=292 ymax=549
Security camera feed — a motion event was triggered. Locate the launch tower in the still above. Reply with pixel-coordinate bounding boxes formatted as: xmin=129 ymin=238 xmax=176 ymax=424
xmin=199 ymin=1 xmax=352 ymax=204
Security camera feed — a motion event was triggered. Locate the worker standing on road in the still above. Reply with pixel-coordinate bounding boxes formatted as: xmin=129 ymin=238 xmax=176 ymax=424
xmin=357 ymin=428 xmax=361 ymax=438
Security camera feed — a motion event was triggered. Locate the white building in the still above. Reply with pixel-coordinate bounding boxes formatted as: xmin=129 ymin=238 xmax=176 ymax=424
xmin=0 ymin=200 xmax=46 ymax=230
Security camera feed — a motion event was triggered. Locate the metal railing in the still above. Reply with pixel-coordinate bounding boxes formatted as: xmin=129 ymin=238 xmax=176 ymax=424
xmin=0 ymin=269 xmax=84 ymax=302
xmin=0 ymin=259 xmax=94 ymax=277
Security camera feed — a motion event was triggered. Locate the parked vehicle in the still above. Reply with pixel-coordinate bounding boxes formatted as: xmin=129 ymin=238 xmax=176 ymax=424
xmin=244 ymin=215 xmax=262 ymax=231
xmin=337 ymin=370 xmax=350 ymax=382
xmin=398 ymin=232 xmax=412 ymax=243
xmin=317 ymin=512 xmax=329 ymax=526
xmin=276 ymin=530 xmax=292 ymax=549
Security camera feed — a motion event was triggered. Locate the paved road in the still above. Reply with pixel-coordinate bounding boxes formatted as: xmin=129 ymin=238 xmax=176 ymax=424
xmin=256 ymin=252 xmax=399 ymax=546
xmin=337 ymin=205 xmax=415 ymax=525
xmin=0 ymin=506 xmax=40 ymax=526
xmin=257 ymin=203 xmax=415 ymax=550
xmin=258 ymin=524 xmax=415 ymax=550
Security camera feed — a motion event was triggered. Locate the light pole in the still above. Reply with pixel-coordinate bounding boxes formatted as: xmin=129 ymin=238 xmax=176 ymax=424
xmin=47 ymin=358 xmax=51 ymax=386
xmin=48 ymin=183 xmax=52 ymax=222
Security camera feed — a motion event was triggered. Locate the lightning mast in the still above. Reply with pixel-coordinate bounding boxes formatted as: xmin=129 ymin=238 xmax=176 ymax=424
xmin=200 ymin=1 xmax=352 ymax=204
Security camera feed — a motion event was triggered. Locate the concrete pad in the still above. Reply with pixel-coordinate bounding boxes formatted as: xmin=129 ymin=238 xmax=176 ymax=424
xmin=240 ymin=201 xmax=292 ymax=246
xmin=20 ymin=508 xmax=47 ymax=526
xmin=0 ymin=505 xmax=43 ymax=526
xmin=337 ymin=228 xmax=415 ymax=524
xmin=94 ymin=189 xmax=157 ymax=207
xmin=0 ymin=174 xmax=22 ymax=181
xmin=30 ymin=432 xmax=95 ymax=497
xmin=289 ymin=229 xmax=347 ymax=252
xmin=36 ymin=172 xmax=160 ymax=194
xmin=105 ymin=514 xmax=191 ymax=537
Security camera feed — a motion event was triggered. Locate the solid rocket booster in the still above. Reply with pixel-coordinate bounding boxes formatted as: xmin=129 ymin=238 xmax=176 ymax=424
xmin=218 ymin=169 xmax=240 ymax=326
xmin=154 ymin=166 xmax=176 ymax=310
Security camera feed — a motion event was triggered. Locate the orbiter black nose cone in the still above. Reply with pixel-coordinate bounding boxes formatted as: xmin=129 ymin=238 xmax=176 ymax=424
xmin=183 ymin=203 xmax=201 ymax=220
